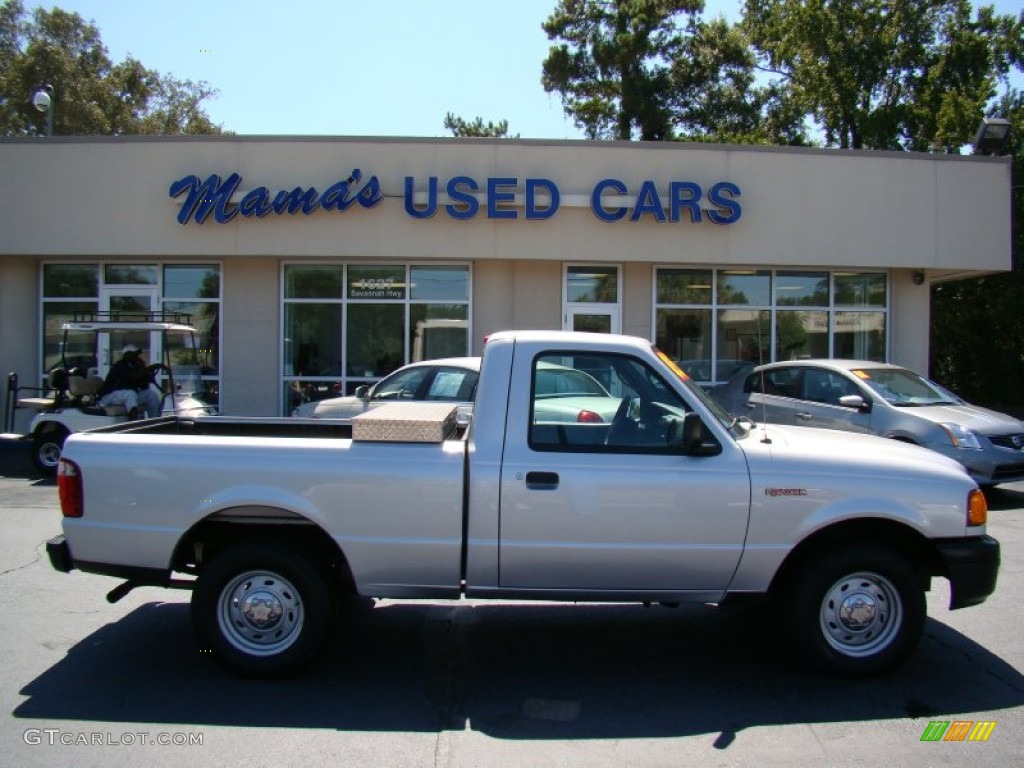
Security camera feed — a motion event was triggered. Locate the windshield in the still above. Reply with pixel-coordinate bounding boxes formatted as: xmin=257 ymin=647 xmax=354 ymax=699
xmin=655 ymin=348 xmax=751 ymax=437
xmin=852 ymin=367 xmax=961 ymax=407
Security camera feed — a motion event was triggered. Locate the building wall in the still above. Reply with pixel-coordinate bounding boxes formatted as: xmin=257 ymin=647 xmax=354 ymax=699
xmin=0 ymin=136 xmax=1013 ymax=418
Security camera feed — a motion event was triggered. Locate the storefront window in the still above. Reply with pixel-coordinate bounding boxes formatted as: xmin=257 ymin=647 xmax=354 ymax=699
xmin=39 ymin=263 xmax=222 ymax=406
xmin=655 ymin=268 xmax=888 ymax=382
xmin=283 ymin=263 xmax=471 ymax=413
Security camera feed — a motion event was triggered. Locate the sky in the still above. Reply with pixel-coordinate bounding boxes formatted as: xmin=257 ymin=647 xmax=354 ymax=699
xmin=35 ymin=0 xmax=743 ymax=138
xmin=30 ymin=0 xmax=1024 ymax=139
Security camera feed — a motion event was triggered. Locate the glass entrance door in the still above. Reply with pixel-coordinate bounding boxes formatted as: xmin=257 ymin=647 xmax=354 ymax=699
xmin=100 ymin=287 xmax=159 ymax=376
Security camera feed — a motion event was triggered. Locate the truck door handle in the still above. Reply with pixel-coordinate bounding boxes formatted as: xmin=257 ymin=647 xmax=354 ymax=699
xmin=796 ymin=412 xmax=813 ymax=421
xmin=525 ymin=471 xmax=560 ymax=489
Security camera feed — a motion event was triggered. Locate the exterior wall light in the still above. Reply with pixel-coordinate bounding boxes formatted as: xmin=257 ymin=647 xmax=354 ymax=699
xmin=973 ymin=117 xmax=1011 ymax=156
xmin=32 ymin=84 xmax=54 ymax=137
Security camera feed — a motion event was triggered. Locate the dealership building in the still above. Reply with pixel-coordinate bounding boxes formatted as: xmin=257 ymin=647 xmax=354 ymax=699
xmin=0 ymin=135 xmax=1013 ymax=421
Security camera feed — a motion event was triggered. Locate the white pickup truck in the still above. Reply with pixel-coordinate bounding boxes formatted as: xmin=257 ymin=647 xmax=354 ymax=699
xmin=46 ymin=331 xmax=999 ymax=678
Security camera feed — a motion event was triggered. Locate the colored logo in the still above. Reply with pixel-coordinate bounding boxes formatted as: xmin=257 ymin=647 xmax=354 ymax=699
xmin=920 ymin=720 xmax=996 ymax=742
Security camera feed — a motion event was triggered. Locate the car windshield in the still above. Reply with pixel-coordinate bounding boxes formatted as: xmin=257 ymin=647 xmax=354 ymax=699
xmin=852 ymin=368 xmax=961 ymax=407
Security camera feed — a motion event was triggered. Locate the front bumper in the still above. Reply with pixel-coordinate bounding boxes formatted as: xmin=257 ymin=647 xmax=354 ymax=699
xmin=935 ymin=535 xmax=1000 ymax=609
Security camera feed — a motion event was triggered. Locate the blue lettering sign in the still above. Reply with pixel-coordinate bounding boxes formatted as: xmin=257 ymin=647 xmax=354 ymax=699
xmin=487 ymin=177 xmax=518 ymax=219
xmin=591 ymin=178 xmax=629 ymax=222
xmin=707 ymin=181 xmax=742 ymax=224
xmin=630 ymin=180 xmax=667 ymax=222
xmin=405 ymin=175 xmax=438 ymax=219
xmin=446 ymin=176 xmax=480 ymax=219
xmin=670 ymin=181 xmax=702 ymax=223
xmin=526 ymin=178 xmax=559 ymax=220
xmin=170 ymin=170 xmax=382 ymax=224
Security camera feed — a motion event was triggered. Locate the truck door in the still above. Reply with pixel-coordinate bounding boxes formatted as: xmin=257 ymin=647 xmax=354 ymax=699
xmin=498 ymin=350 xmax=751 ymax=594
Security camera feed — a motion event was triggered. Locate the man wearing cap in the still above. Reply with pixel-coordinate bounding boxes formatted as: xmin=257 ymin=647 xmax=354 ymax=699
xmin=97 ymin=345 xmax=166 ymax=419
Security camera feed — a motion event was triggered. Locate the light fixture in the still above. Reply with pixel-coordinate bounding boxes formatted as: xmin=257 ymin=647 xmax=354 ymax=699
xmin=32 ymin=84 xmax=54 ymax=137
xmin=973 ymin=117 xmax=1011 ymax=156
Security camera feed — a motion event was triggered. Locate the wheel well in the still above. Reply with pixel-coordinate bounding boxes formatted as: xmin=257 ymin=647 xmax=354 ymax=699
xmin=34 ymin=422 xmax=68 ymax=438
xmin=172 ymin=511 xmax=356 ymax=597
xmin=769 ymin=519 xmax=942 ymax=596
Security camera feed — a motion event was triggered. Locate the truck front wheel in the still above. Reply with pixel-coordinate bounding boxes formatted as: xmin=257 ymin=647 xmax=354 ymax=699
xmin=192 ymin=542 xmax=335 ymax=677
xmin=785 ymin=545 xmax=925 ymax=676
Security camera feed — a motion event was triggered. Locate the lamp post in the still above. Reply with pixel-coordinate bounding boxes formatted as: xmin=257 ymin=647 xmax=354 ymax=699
xmin=973 ymin=117 xmax=1011 ymax=156
xmin=32 ymin=84 xmax=54 ymax=137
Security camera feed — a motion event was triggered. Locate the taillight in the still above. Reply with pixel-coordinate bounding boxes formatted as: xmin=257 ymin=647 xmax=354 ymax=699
xmin=577 ymin=410 xmax=603 ymax=423
xmin=57 ymin=458 xmax=84 ymax=518
xmin=967 ymin=488 xmax=987 ymax=527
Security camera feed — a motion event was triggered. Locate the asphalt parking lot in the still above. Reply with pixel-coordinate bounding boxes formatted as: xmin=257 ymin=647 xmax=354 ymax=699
xmin=1 ymin=441 xmax=1022 ymax=767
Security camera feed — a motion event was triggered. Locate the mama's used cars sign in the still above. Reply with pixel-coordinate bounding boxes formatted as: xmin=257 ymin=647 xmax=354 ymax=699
xmin=169 ymin=170 xmax=742 ymax=226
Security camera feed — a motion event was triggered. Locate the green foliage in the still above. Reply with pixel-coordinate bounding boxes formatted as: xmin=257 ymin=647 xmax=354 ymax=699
xmin=742 ymin=0 xmax=1023 ymax=151
xmin=541 ymin=0 xmax=703 ymax=140
xmin=930 ymin=90 xmax=1024 ymax=409
xmin=0 ymin=0 xmax=221 ymax=136
xmin=443 ymin=113 xmax=518 ymax=138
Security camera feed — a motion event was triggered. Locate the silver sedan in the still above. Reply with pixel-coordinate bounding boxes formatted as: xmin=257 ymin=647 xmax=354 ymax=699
xmin=713 ymin=359 xmax=1024 ymax=486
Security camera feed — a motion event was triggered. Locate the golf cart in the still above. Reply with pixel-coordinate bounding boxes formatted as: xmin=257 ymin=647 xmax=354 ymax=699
xmin=2 ymin=310 xmax=216 ymax=475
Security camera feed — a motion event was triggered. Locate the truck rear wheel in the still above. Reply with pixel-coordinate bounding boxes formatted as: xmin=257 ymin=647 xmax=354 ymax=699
xmin=31 ymin=427 xmax=68 ymax=476
xmin=784 ymin=545 xmax=925 ymax=676
xmin=192 ymin=542 xmax=334 ymax=677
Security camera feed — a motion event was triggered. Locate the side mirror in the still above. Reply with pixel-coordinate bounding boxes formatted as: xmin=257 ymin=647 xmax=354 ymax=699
xmin=674 ymin=412 xmax=723 ymax=457
xmin=354 ymin=385 xmax=369 ymax=399
xmin=838 ymin=394 xmax=870 ymax=412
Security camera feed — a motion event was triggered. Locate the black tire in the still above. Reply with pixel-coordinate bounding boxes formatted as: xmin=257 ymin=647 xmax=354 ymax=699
xmin=191 ymin=541 xmax=335 ymax=677
xmin=782 ymin=545 xmax=925 ymax=676
xmin=31 ymin=427 xmax=68 ymax=477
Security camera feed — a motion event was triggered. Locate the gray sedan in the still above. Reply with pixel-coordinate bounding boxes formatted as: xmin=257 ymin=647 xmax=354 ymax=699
xmin=713 ymin=359 xmax=1024 ymax=486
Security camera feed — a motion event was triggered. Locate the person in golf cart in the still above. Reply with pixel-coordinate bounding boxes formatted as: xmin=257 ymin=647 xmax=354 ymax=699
xmin=98 ymin=344 xmax=169 ymax=419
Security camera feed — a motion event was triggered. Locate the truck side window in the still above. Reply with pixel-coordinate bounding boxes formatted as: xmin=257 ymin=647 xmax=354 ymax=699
xmin=530 ymin=352 xmax=689 ymax=452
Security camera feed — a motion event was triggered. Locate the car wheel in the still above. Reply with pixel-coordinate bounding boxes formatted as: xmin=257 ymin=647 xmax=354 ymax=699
xmin=783 ymin=545 xmax=925 ymax=676
xmin=31 ymin=427 xmax=68 ymax=476
xmin=192 ymin=541 xmax=335 ymax=677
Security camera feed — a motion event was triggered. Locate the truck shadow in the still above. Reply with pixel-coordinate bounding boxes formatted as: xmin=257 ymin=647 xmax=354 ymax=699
xmin=13 ymin=600 xmax=1024 ymax=740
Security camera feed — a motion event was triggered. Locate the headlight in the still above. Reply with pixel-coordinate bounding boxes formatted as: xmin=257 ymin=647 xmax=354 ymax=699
xmin=939 ymin=423 xmax=983 ymax=450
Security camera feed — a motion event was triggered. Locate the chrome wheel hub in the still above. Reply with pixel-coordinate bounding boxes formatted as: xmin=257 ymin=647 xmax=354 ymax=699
xmin=820 ymin=571 xmax=902 ymax=658
xmin=218 ymin=570 xmax=303 ymax=656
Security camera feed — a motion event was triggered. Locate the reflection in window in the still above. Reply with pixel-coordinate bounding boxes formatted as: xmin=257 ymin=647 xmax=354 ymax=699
xmin=104 ymin=264 xmax=158 ymax=285
xmin=567 ymin=265 xmax=617 ymax=303
xmin=655 ymin=268 xmax=889 ymax=382
xmin=656 ymin=309 xmax=712 ymax=376
xmin=346 ymin=303 xmax=403 ymax=378
xmin=717 ymin=309 xmax=771 ymax=367
xmin=776 ymin=272 xmax=828 ymax=306
xmin=286 ymin=266 xmax=343 ymax=299
xmin=834 ymin=312 xmax=886 ymax=360
xmin=285 ymin=304 xmax=341 ymax=377
xmin=776 ymin=310 xmax=829 ymax=360
xmin=834 ymin=273 xmax=886 ymax=308
xmin=43 ymin=265 xmax=98 ymax=298
xmin=717 ymin=271 xmax=771 ymax=305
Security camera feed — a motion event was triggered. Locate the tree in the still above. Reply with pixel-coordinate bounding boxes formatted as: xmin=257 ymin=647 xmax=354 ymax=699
xmin=742 ymin=0 xmax=1023 ymax=151
xmin=930 ymin=90 xmax=1024 ymax=409
xmin=542 ymin=0 xmax=704 ymax=140
xmin=0 ymin=0 xmax=221 ymax=136
xmin=541 ymin=0 xmax=806 ymax=144
xmin=443 ymin=113 xmax=518 ymax=138
xmin=669 ymin=15 xmax=808 ymax=144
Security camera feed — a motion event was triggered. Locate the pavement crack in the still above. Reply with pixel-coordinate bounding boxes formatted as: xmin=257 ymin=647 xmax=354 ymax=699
xmin=0 ymin=539 xmax=44 ymax=577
